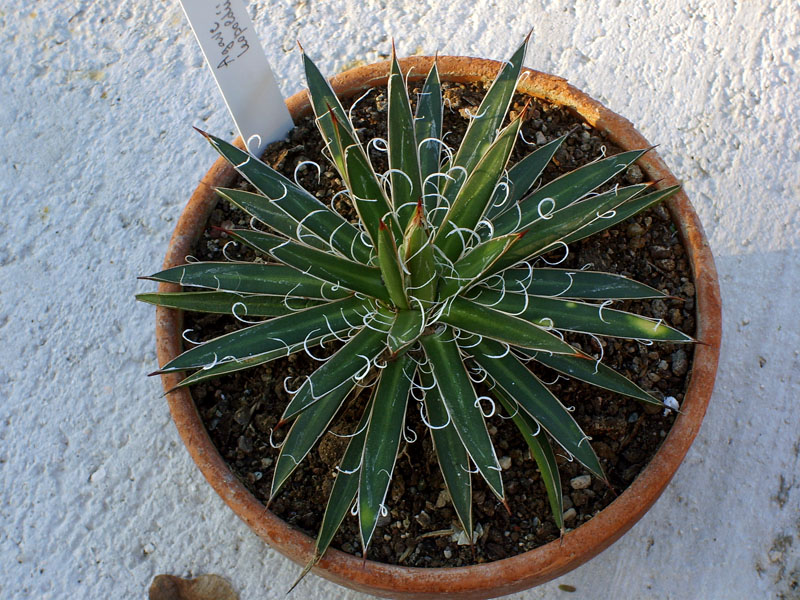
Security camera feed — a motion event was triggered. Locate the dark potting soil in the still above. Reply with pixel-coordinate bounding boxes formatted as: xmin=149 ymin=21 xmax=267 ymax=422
xmin=182 ymin=81 xmax=696 ymax=567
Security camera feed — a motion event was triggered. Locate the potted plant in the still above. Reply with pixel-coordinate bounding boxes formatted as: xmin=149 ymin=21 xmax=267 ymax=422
xmin=138 ymin=35 xmax=721 ymax=599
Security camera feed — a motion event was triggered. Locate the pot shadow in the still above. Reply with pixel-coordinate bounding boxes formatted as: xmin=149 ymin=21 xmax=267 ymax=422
xmin=534 ymin=247 xmax=800 ymax=599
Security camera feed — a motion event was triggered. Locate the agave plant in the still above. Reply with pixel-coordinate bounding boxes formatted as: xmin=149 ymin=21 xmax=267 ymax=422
xmin=138 ymin=35 xmax=693 ymax=572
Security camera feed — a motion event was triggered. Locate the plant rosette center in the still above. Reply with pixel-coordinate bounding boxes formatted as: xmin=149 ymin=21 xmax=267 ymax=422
xmin=138 ymin=34 xmax=694 ymax=580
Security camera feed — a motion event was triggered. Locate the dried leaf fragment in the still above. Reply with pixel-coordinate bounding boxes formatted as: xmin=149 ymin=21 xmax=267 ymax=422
xmin=149 ymin=574 xmax=238 ymax=600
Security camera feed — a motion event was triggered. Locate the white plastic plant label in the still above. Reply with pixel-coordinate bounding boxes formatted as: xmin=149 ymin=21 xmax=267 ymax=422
xmin=178 ymin=0 xmax=294 ymax=155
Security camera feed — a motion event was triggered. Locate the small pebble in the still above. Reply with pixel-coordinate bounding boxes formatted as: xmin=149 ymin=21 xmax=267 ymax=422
xmin=415 ymin=511 xmax=432 ymax=528
xmin=651 ymin=299 xmax=668 ymax=318
xmin=499 ymin=456 xmax=512 ymax=470
xmin=626 ymin=222 xmax=645 ymax=237
xmin=650 ymin=245 xmax=671 ymax=259
xmin=563 ymin=508 xmax=577 ymax=523
xmin=664 ymin=396 xmax=680 ymax=412
xmin=443 ymin=548 xmax=453 ymax=559
xmin=628 ymin=412 xmax=639 ymax=423
xmin=89 ymin=467 xmax=106 ymax=483
xmin=625 ymin=164 xmax=644 ymax=183
xmin=570 ymin=475 xmax=592 ymax=490
xmin=237 ymin=435 xmax=253 ymax=452
xmin=672 ymin=349 xmax=688 ymax=376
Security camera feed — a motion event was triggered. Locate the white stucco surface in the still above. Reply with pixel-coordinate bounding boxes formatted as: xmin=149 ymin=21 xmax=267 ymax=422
xmin=1 ymin=1 xmax=798 ymax=598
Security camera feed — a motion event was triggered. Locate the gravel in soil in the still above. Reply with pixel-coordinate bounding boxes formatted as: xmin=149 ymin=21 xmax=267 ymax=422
xmin=181 ymin=80 xmax=696 ymax=567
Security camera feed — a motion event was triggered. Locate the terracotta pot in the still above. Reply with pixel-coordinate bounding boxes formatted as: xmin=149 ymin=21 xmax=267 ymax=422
xmin=155 ymin=56 xmax=722 ymax=599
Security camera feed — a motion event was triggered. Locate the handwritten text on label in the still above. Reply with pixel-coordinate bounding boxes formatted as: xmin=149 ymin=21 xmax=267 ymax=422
xmin=209 ymin=1 xmax=251 ymax=69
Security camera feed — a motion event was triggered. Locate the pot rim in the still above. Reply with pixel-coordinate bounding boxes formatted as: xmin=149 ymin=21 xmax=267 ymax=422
xmin=155 ymin=55 xmax=722 ymax=600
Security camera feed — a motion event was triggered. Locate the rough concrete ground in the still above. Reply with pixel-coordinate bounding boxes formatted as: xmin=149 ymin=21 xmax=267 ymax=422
xmin=1 ymin=1 xmax=798 ymax=598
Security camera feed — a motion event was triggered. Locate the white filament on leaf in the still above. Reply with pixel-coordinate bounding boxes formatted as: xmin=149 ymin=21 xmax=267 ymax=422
xmin=353 ymin=355 xmax=373 ymax=381
xmin=268 ymin=427 xmax=286 ymax=449
xmin=482 ymin=343 xmax=511 ymax=359
xmin=267 ymin=181 xmax=288 ymax=202
xmin=293 ymin=160 xmax=322 ymax=188
xmin=539 ymin=241 xmax=569 ymax=265
xmin=403 ymin=426 xmax=418 ymax=444
xmin=302 ymin=328 xmax=326 ymax=361
xmin=460 ymin=460 xmax=480 ymax=474
xmin=537 ymin=198 xmax=556 ymax=220
xmin=380 ymin=168 xmax=414 ymax=194
xmin=474 ymin=395 xmax=496 ymax=418
xmin=588 ymin=333 xmax=605 ymax=374
xmin=597 ymin=300 xmax=614 ymax=324
xmin=283 ymin=375 xmax=305 ymax=395
xmin=231 ymin=302 xmax=261 ymax=325
xmin=181 ymin=328 xmax=200 ymax=345
xmin=498 ymin=399 xmax=520 ymax=420
xmin=349 ymin=88 xmax=375 ymax=123
xmin=335 ymin=464 xmax=361 ymax=474
xmin=245 ymin=134 xmax=262 ymax=155
xmin=462 ymin=106 xmax=488 ymax=120
xmin=420 ymin=401 xmax=451 ymax=430
xmin=550 ymin=272 xmax=575 ymax=297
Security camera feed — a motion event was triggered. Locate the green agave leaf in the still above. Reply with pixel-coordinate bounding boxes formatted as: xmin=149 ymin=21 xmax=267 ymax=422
xmin=435 ymin=114 xmax=523 ymax=260
xmin=359 ymin=354 xmax=415 ymax=551
xmin=387 ymin=309 xmax=424 ymax=355
xmin=156 ymin=296 xmax=369 ymax=373
xmin=472 ymin=338 xmax=603 ymax=478
xmin=560 ymin=185 xmax=681 ymax=246
xmin=467 ymin=288 xmax=693 ymax=342
xmin=312 ymin=396 xmax=373 ymax=563
xmin=377 ymin=220 xmax=408 ymax=309
xmin=492 ymin=149 xmax=650 ymax=237
xmin=142 ymin=262 xmax=349 ymax=300
xmin=415 ymin=61 xmax=443 ymax=209
xmin=402 ymin=203 xmax=437 ymax=304
xmin=439 ymin=35 xmax=529 ymax=208
xmin=136 ymin=291 xmax=321 ymax=316
xmin=439 ymin=296 xmax=582 ymax=356
xmin=227 ymin=229 xmax=390 ymax=303
xmin=171 ymin=344 xmax=308 ymax=389
xmin=420 ymin=369 xmax=473 ymax=539
xmin=484 ymin=131 xmax=570 ymax=221
xmin=388 ymin=48 xmax=423 ymax=226
xmin=200 ymin=131 xmax=371 ymax=263
xmin=270 ymin=379 xmax=357 ymax=500
xmin=281 ymin=322 xmax=389 ymax=421
xmin=489 ymin=267 xmax=667 ymax=300
xmin=215 ymin=188 xmax=328 ymax=251
xmin=521 ymin=348 xmax=661 ymax=405
xmin=494 ymin=389 xmax=563 ymax=531
xmin=421 ymin=329 xmax=504 ymax=500
xmin=301 ymin=48 xmax=361 ymax=177
xmin=489 ymin=184 xmax=650 ymax=273
xmin=438 ymin=232 xmax=523 ymax=299
xmin=324 ymin=107 xmax=398 ymax=244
